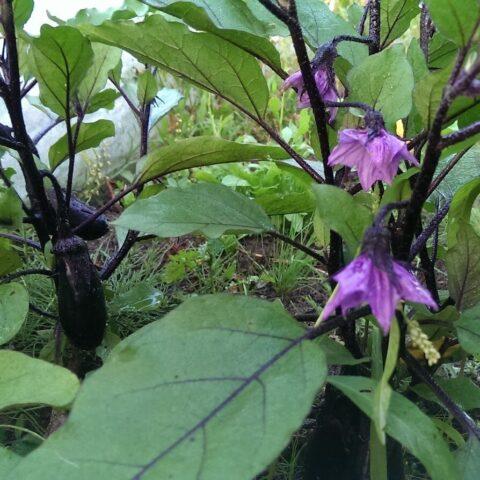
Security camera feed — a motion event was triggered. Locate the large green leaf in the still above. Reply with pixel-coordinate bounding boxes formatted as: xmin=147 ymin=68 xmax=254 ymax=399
xmin=13 ymin=0 xmax=34 ymax=28
xmin=139 ymin=137 xmax=290 ymax=182
xmin=296 ymin=0 xmax=367 ymax=65
xmin=456 ymin=438 xmax=480 ymax=480
xmin=316 ymin=335 xmax=370 ymax=366
xmin=0 ymin=188 xmax=24 ymax=228
xmin=413 ymin=68 xmax=449 ymax=128
xmin=446 ymin=224 xmax=480 ymax=310
xmin=0 ymin=350 xmax=79 ymax=410
xmin=77 ymin=43 xmax=122 ymax=109
xmin=0 ymin=283 xmax=28 ymax=345
xmin=328 ymin=375 xmax=459 ymax=480
xmin=347 ymin=45 xmax=414 ymax=125
xmin=49 ymin=119 xmax=115 ymax=169
xmin=83 ymin=15 xmax=269 ymax=118
xmin=312 ymin=184 xmax=372 ymax=256
xmin=0 ymin=240 xmax=22 ymax=276
xmin=413 ymin=377 xmax=480 ymax=411
xmin=141 ymin=0 xmax=283 ymax=74
xmin=447 ymin=177 xmax=480 ymax=247
xmin=456 ymin=304 xmax=480 ymax=355
xmin=431 ymin=146 xmax=480 ymax=204
xmin=424 ymin=0 xmax=480 ymax=46
xmin=115 ymin=183 xmax=273 ymax=238
xmin=0 ymin=448 xmax=20 ymax=477
xmin=8 ymin=295 xmax=327 ymax=479
xmin=32 ymin=25 xmax=94 ymax=117
xmin=380 ymin=0 xmax=420 ymax=48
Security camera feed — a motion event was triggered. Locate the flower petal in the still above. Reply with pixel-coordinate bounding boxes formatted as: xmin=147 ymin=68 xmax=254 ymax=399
xmin=367 ymin=265 xmax=400 ymax=333
xmin=393 ymin=262 xmax=438 ymax=309
xmin=282 ymin=70 xmax=304 ymax=91
xmin=322 ymin=256 xmax=371 ymax=319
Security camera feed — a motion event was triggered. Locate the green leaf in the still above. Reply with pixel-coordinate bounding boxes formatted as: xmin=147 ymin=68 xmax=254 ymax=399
xmin=115 ymin=183 xmax=273 ymax=238
xmin=413 ymin=377 xmax=480 ymax=411
xmin=83 ymin=15 xmax=269 ymax=118
xmin=141 ymin=0 xmax=283 ymax=74
xmin=447 ymin=177 xmax=480 ymax=247
xmin=424 ymin=0 xmax=480 ymax=46
xmin=380 ymin=0 xmax=420 ymax=48
xmin=109 ymin=284 xmax=163 ymax=314
xmin=328 ymin=375 xmax=459 ymax=480
xmin=8 ymin=295 xmax=326 ymax=479
xmin=0 ymin=283 xmax=28 ymax=345
xmin=446 ymin=224 xmax=480 ymax=310
xmin=49 ymin=119 xmax=115 ymax=169
xmin=32 ymin=25 xmax=94 ymax=117
xmin=256 ymin=192 xmax=315 ymax=215
xmin=431 ymin=146 xmax=480 ymax=204
xmin=428 ymin=34 xmax=457 ymax=69
xmin=77 ymin=43 xmax=122 ymax=109
xmin=312 ymin=184 xmax=372 ymax=256
xmin=0 ymin=350 xmax=79 ymax=410
xmin=316 ymin=335 xmax=370 ymax=366
xmin=297 ymin=0 xmax=367 ymax=65
xmin=85 ymin=88 xmax=119 ymax=113
xmin=414 ymin=67 xmax=449 ymax=128
xmin=13 ymin=0 xmax=34 ymax=28
xmin=0 ymin=447 xmax=20 ymax=477
xmin=380 ymin=168 xmax=419 ymax=206
xmin=139 ymin=136 xmax=289 ymax=182
xmin=136 ymin=70 xmax=158 ymax=108
xmin=0 ymin=188 xmax=23 ymax=228
xmin=456 ymin=304 xmax=480 ymax=355
xmin=347 ymin=45 xmax=414 ymax=125
xmin=456 ymin=438 xmax=480 ymax=480
xmin=0 ymin=240 xmax=22 ymax=276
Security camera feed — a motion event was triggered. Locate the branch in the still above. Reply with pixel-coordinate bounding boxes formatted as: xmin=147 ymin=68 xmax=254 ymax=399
xmin=397 ymin=25 xmax=480 ymax=259
xmin=0 ymin=232 xmax=41 ymax=250
xmin=331 ymin=34 xmax=373 ymax=47
xmin=29 ymin=302 xmax=57 ymax=320
xmin=256 ymin=0 xmax=291 ymax=25
xmin=323 ymin=100 xmax=374 ymax=113
xmin=358 ymin=0 xmax=370 ymax=35
xmin=255 ymin=116 xmax=324 ymax=183
xmin=33 ymin=117 xmax=62 ymax=145
xmin=403 ymin=351 xmax=480 ymax=441
xmin=0 ymin=268 xmax=52 ymax=284
xmin=100 ymin=229 xmax=139 ymax=280
xmin=420 ymin=3 xmax=434 ymax=60
xmin=20 ymin=79 xmax=37 ymax=98
xmin=109 ymin=77 xmax=141 ymax=118
xmin=409 ymin=200 xmax=451 ymax=260
xmin=268 ymin=230 xmax=327 ymax=267
xmin=440 ymin=121 xmax=480 ymax=148
xmin=100 ymin=88 xmax=153 ymax=279
xmin=0 ymin=0 xmax=55 ymax=244
xmin=368 ymin=0 xmax=381 ymax=54
xmin=373 ymin=201 xmax=409 ymax=228
xmin=287 ymin=0 xmax=333 ymax=184
xmin=427 ymin=146 xmax=471 ymax=196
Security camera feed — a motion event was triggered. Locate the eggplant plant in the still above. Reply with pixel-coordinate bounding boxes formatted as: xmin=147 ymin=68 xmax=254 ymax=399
xmin=1 ymin=0 xmax=480 ymax=478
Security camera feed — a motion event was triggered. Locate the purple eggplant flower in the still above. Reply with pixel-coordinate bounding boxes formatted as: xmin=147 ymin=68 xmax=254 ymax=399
xmin=322 ymin=227 xmax=437 ymax=334
xmin=328 ymin=123 xmax=419 ymax=190
xmin=282 ymin=67 xmax=338 ymax=121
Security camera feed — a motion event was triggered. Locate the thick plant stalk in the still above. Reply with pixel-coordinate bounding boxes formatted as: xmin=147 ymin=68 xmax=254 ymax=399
xmin=0 ymin=0 xmax=55 ymax=245
xmin=403 ymin=351 xmax=480 ymax=440
xmin=100 ymin=82 xmax=152 ymax=279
